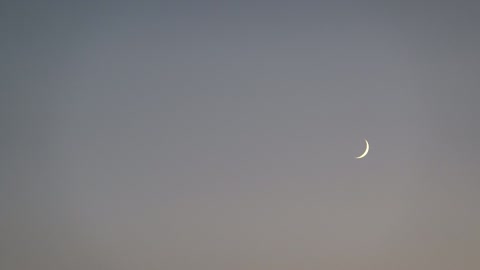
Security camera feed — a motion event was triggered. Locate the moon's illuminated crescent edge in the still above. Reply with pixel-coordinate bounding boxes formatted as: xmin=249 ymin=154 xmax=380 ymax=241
xmin=355 ymin=139 xmax=369 ymax=159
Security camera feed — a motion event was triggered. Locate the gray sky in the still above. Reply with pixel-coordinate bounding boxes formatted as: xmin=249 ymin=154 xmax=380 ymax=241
xmin=2 ymin=1 xmax=480 ymax=269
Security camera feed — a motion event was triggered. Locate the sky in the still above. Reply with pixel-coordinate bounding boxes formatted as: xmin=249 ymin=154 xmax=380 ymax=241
xmin=1 ymin=1 xmax=480 ymax=269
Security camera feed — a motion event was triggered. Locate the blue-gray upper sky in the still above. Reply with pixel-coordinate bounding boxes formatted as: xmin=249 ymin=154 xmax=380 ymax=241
xmin=2 ymin=1 xmax=480 ymax=269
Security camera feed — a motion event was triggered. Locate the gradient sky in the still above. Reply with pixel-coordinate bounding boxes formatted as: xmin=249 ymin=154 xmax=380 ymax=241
xmin=2 ymin=1 xmax=480 ymax=269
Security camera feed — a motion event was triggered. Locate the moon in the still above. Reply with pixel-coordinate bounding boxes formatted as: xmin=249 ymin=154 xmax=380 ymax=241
xmin=355 ymin=139 xmax=369 ymax=159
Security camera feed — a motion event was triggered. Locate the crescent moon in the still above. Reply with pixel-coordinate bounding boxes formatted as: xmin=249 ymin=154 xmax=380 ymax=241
xmin=355 ymin=139 xmax=369 ymax=159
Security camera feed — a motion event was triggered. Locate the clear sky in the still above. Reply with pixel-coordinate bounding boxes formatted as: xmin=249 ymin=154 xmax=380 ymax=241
xmin=2 ymin=1 xmax=480 ymax=269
